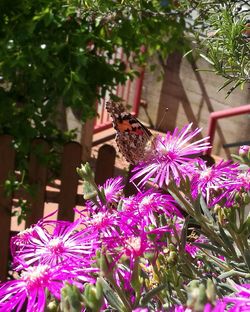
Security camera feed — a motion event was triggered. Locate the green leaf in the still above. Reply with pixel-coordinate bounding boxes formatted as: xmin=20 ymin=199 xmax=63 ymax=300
xmin=199 ymin=53 xmax=215 ymax=65
xmin=218 ymin=226 xmax=236 ymax=256
xmin=243 ymin=250 xmax=250 ymax=271
xmin=140 ymin=283 xmax=166 ymax=305
xmin=218 ymin=269 xmax=250 ymax=279
xmin=179 ymin=216 xmax=189 ymax=253
xmin=217 ymin=78 xmax=233 ymax=92
xmin=192 ymin=242 xmax=228 ymax=258
xmin=199 ymin=196 xmax=213 ymax=221
xmin=98 ymin=277 xmax=126 ymax=312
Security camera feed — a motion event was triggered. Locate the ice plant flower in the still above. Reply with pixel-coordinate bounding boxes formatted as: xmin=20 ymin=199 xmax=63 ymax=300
xmin=185 ymin=235 xmax=207 ymax=258
xmin=239 ymin=145 xmax=250 ymax=157
xmin=101 ymin=176 xmax=124 ymax=203
xmin=81 ymin=210 xmax=121 ymax=239
xmin=215 ymin=167 xmax=250 ymax=207
xmin=121 ymin=190 xmax=182 ymax=228
xmin=11 ymin=217 xmax=99 ymax=269
xmin=85 ymin=176 xmax=124 ymax=213
xmin=236 ymin=168 xmax=250 ymax=191
xmin=190 ymin=160 xmax=240 ymax=205
xmin=221 ymin=283 xmax=250 ymax=310
xmin=131 ymin=123 xmax=210 ymax=187
xmin=173 ymin=284 xmax=250 ymax=312
xmin=0 ymin=264 xmax=83 ymax=312
xmin=103 ymin=228 xmax=158 ymax=266
xmin=172 ymin=303 xmax=226 ymax=312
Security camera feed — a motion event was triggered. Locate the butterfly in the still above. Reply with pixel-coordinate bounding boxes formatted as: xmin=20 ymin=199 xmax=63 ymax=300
xmin=106 ymin=101 xmax=152 ymax=165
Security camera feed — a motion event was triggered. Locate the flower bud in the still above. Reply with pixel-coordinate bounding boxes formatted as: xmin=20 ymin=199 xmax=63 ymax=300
xmin=77 ymin=162 xmax=93 ymax=180
xmin=84 ymin=280 xmax=103 ymax=312
xmin=186 ymin=280 xmax=207 ymax=312
xmin=239 ymin=145 xmax=250 ymax=157
xmin=167 ymin=251 xmax=178 ymax=265
xmin=47 ymin=299 xmax=58 ymax=311
xmin=60 ymin=283 xmax=83 ymax=312
xmin=206 ymin=279 xmax=216 ymax=304
xmin=242 ymin=192 xmax=250 ymax=205
xmin=168 ymin=243 xmax=176 ymax=252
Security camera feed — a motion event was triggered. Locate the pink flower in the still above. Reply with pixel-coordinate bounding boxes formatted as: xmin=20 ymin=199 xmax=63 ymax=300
xmin=185 ymin=236 xmax=207 ymax=258
xmin=86 ymin=176 xmax=124 ymax=213
xmin=239 ymin=145 xmax=250 ymax=157
xmin=121 ymin=190 xmax=182 ymax=228
xmin=103 ymin=227 xmax=157 ymax=266
xmin=101 ymin=176 xmax=124 ymax=203
xmin=0 ymin=264 xmax=83 ymax=312
xmin=11 ymin=218 xmax=99 ymax=269
xmin=131 ymin=123 xmax=210 ymax=187
xmin=236 ymin=168 xmax=250 ymax=191
xmin=82 ymin=210 xmax=121 ymax=239
xmin=190 ymin=160 xmax=240 ymax=205
xmin=172 ymin=303 xmax=226 ymax=312
xmin=221 ymin=283 xmax=250 ymax=310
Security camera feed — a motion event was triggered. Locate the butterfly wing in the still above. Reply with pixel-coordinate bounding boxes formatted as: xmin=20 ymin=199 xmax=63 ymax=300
xmin=106 ymin=101 xmax=152 ymax=164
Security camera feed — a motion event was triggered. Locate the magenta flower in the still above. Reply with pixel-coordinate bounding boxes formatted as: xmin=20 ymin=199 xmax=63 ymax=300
xmin=190 ymin=160 xmax=240 ymax=205
xmin=236 ymin=168 xmax=250 ymax=191
xmin=98 ymin=190 xmax=185 ymax=265
xmin=82 ymin=210 xmax=121 ymax=239
xmin=185 ymin=236 xmax=207 ymax=258
xmin=0 ymin=264 xmax=83 ymax=312
xmin=101 ymin=176 xmax=124 ymax=203
xmin=221 ymin=283 xmax=250 ymax=310
xmin=239 ymin=145 xmax=250 ymax=157
xmin=172 ymin=303 xmax=226 ymax=312
xmin=173 ymin=284 xmax=250 ymax=312
xmin=121 ymin=190 xmax=182 ymax=228
xmin=103 ymin=228 xmax=157 ymax=265
xmin=217 ymin=167 xmax=250 ymax=207
xmin=86 ymin=176 xmax=124 ymax=213
xmin=131 ymin=123 xmax=210 ymax=187
xmin=171 ymin=306 xmax=192 ymax=312
xmin=11 ymin=217 xmax=99 ymax=269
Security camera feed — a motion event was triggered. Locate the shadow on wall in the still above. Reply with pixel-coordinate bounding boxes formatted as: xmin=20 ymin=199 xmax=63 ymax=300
xmin=155 ymin=52 xmax=245 ymax=159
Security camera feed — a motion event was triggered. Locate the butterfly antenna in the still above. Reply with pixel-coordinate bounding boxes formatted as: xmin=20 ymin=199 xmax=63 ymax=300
xmin=157 ymin=107 xmax=169 ymax=131
xmin=149 ymin=107 xmax=169 ymax=150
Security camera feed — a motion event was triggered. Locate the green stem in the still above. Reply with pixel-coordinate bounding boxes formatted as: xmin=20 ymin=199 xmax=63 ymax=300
xmin=218 ymin=269 xmax=250 ymax=279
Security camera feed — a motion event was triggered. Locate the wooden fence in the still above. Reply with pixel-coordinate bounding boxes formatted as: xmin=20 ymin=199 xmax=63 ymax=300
xmin=0 ymin=135 xmax=134 ymax=282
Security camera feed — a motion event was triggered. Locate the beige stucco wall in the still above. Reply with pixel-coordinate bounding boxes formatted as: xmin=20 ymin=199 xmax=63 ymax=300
xmin=139 ymin=52 xmax=250 ymax=158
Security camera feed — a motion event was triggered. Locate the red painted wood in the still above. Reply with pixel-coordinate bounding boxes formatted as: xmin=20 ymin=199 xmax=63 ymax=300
xmin=206 ymin=104 xmax=250 ymax=155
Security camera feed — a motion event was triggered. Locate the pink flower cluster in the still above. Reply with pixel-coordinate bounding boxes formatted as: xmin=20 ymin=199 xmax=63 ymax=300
xmin=131 ymin=124 xmax=249 ymax=207
xmin=0 ymin=178 xmax=184 ymax=311
xmin=0 ymin=124 xmax=249 ymax=311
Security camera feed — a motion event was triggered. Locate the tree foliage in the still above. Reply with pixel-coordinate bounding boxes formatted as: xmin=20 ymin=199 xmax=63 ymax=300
xmin=0 ymin=0 xmax=187 ymax=142
xmin=0 ymin=0 xmax=187 ymax=221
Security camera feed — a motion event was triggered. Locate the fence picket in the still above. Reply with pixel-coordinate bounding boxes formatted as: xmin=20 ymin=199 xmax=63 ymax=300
xmin=57 ymin=142 xmax=82 ymax=221
xmin=124 ymin=165 xmax=138 ymax=196
xmin=95 ymin=144 xmax=116 ymax=185
xmin=25 ymin=139 xmax=49 ymax=228
xmin=0 ymin=135 xmax=122 ymax=281
xmin=0 ymin=135 xmax=15 ymax=281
